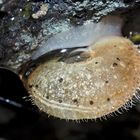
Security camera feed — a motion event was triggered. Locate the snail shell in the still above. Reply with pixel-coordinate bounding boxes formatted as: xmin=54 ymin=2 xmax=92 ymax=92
xmin=22 ymin=36 xmax=140 ymax=120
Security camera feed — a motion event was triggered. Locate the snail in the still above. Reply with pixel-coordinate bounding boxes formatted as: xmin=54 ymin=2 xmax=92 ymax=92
xmin=2 ymin=15 xmax=140 ymax=120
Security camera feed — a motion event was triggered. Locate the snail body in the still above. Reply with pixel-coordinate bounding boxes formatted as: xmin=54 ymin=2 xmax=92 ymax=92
xmin=32 ymin=16 xmax=122 ymax=60
xmin=22 ymin=36 xmax=140 ymax=120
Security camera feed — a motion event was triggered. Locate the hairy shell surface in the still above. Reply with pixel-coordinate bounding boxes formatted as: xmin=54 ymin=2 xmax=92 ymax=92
xmin=22 ymin=36 xmax=140 ymax=120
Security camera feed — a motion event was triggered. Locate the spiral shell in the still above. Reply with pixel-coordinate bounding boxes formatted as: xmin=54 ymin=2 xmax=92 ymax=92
xmin=21 ymin=36 xmax=140 ymax=120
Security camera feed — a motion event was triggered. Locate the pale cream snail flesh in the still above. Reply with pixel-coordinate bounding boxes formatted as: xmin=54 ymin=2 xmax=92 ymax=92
xmin=20 ymin=15 xmax=140 ymax=120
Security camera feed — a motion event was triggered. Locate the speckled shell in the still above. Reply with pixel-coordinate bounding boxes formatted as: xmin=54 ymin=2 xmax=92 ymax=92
xmin=24 ymin=36 xmax=140 ymax=120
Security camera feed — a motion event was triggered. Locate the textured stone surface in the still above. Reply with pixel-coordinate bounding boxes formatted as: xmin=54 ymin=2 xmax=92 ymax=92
xmin=0 ymin=0 xmax=139 ymax=70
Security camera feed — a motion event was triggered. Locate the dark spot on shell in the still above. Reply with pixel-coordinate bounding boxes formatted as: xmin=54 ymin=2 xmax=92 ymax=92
xmin=58 ymin=78 xmax=63 ymax=83
xmin=95 ymin=62 xmax=99 ymax=64
xmin=89 ymin=100 xmax=94 ymax=105
xmin=116 ymin=58 xmax=120 ymax=61
xmin=113 ymin=63 xmax=118 ymax=67
xmin=59 ymin=99 xmax=62 ymax=103
xmin=73 ymin=99 xmax=78 ymax=104
xmin=107 ymin=98 xmax=110 ymax=102
xmin=29 ymin=84 xmax=33 ymax=88
xmin=105 ymin=81 xmax=109 ymax=84
xmin=46 ymin=96 xmax=49 ymax=99
xmin=114 ymin=45 xmax=117 ymax=47
xmin=35 ymin=85 xmax=38 ymax=88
